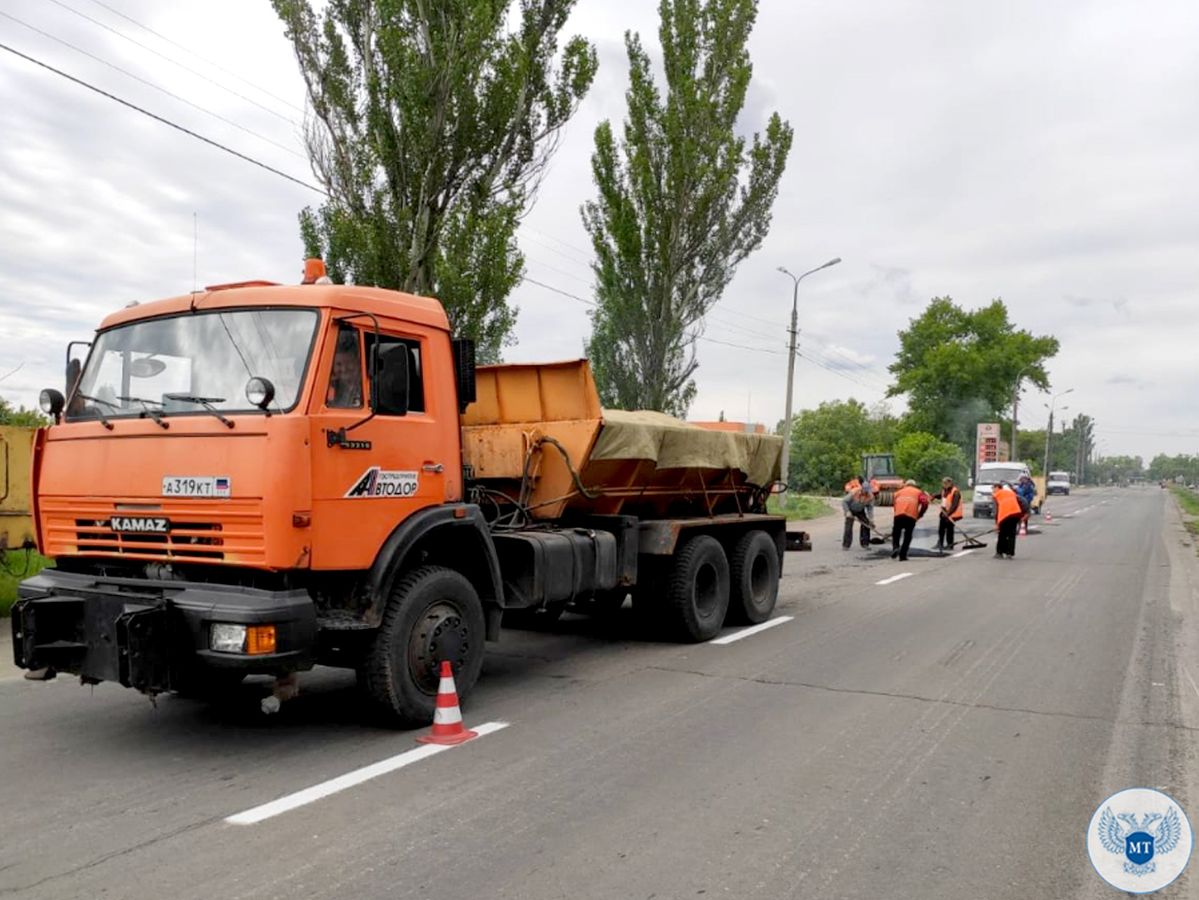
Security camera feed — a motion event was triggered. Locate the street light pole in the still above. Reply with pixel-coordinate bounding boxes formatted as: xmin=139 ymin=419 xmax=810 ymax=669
xmin=777 ymin=258 xmax=841 ymax=488
xmin=1042 ymin=388 xmax=1073 ymax=477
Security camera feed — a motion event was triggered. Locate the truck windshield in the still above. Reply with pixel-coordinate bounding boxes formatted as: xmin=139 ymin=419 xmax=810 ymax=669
xmin=68 ymin=308 xmax=319 ymax=421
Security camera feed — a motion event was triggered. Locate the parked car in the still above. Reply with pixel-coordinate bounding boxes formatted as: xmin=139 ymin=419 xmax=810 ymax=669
xmin=973 ymin=462 xmax=1032 ymax=518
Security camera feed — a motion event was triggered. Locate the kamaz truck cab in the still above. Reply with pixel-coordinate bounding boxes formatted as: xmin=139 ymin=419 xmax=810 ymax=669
xmin=14 ymin=265 xmax=495 ymax=722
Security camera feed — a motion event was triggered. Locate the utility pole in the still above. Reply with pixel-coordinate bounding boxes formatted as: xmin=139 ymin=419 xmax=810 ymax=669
xmin=1011 ymin=364 xmax=1035 ymax=462
xmin=777 ymin=258 xmax=841 ymax=488
xmin=1042 ymin=388 xmax=1073 ymax=476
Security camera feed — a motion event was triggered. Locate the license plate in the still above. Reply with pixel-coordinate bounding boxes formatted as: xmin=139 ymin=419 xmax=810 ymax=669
xmin=162 ymin=476 xmax=231 ymax=498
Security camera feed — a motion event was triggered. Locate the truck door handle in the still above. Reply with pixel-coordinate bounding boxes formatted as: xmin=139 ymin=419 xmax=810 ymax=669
xmin=422 ymin=463 xmax=444 ymax=474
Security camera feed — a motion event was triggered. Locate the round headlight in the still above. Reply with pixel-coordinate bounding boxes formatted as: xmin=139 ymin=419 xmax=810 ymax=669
xmin=245 ymin=376 xmax=276 ymax=409
xmin=39 ymin=388 xmax=65 ymax=416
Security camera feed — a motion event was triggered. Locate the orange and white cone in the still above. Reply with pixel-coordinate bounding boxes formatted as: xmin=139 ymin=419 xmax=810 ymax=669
xmin=1020 ymin=520 xmax=1029 ymax=536
xmin=1045 ymin=512 xmax=1053 ymax=523
xmin=416 ymin=661 xmax=478 ymax=746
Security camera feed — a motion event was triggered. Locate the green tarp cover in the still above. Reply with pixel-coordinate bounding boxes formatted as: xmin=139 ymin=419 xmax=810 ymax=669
xmin=591 ymin=410 xmax=782 ymax=486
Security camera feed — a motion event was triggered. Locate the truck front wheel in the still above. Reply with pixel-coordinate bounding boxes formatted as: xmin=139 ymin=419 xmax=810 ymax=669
xmin=727 ymin=530 xmax=779 ymax=625
xmin=361 ymin=566 xmax=485 ymax=727
xmin=665 ymin=535 xmax=730 ymax=642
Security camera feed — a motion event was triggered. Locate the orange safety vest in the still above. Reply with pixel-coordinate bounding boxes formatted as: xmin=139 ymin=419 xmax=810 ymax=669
xmin=894 ymin=485 xmax=922 ymax=518
xmin=942 ymin=486 xmax=963 ymax=520
xmin=994 ymin=486 xmax=1022 ymax=521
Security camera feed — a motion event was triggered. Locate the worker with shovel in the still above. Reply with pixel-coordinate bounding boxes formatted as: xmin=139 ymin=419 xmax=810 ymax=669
xmin=993 ymin=481 xmax=1025 ymax=559
xmin=890 ymin=480 xmax=928 ymax=562
xmin=842 ymin=477 xmax=876 ymax=550
xmin=933 ymin=476 xmax=963 ymax=551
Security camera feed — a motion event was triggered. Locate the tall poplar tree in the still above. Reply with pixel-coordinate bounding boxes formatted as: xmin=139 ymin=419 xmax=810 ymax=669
xmin=273 ymin=0 xmax=597 ymax=361
xmin=581 ymin=0 xmax=792 ymax=415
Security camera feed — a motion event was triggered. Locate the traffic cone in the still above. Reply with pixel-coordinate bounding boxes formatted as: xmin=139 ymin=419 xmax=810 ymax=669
xmin=1020 ymin=521 xmax=1028 ymax=536
xmin=1045 ymin=512 xmax=1053 ymax=523
xmin=416 ymin=661 xmax=478 ymax=745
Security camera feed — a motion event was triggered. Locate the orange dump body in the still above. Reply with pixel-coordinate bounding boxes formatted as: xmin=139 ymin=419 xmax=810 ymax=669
xmin=462 ymin=361 xmax=782 ymax=520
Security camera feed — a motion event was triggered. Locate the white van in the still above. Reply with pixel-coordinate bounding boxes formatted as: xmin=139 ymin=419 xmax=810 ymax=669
xmin=973 ymin=462 xmax=1031 ymax=518
xmin=1047 ymin=471 xmax=1071 ymax=495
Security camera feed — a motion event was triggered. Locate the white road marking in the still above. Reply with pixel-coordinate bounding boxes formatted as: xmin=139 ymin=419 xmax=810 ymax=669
xmin=951 ymin=549 xmax=977 ymax=558
xmin=710 ymin=616 xmax=794 ymax=645
xmin=876 ymin=573 xmax=914 ymax=586
xmin=225 ymin=721 xmax=509 ymax=825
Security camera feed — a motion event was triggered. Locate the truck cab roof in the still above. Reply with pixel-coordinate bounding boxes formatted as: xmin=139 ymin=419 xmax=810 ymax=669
xmin=100 ymin=282 xmax=451 ymax=333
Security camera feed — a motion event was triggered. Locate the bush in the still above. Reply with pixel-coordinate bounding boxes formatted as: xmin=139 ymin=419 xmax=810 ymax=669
xmin=894 ymin=431 xmax=968 ymax=492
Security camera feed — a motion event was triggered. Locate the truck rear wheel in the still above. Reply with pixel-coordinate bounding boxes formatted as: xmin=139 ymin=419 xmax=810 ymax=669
xmin=361 ymin=566 xmax=485 ymax=728
xmin=665 ymin=535 xmax=730 ymax=642
xmin=727 ymin=530 xmax=779 ymax=625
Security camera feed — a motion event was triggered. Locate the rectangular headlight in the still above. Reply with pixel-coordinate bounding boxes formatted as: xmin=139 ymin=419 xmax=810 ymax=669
xmin=210 ymin=623 xmax=247 ymax=653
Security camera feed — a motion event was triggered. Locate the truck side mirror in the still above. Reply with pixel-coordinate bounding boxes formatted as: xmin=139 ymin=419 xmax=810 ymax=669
xmin=373 ymin=344 xmax=409 ymax=416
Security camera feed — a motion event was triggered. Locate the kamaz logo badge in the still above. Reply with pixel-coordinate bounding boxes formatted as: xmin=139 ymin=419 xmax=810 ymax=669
xmin=109 ymin=516 xmax=170 ymax=534
xmin=344 ymin=467 xmax=421 ymax=498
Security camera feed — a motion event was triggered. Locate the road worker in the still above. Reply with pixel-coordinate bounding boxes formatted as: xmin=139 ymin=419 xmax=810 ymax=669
xmin=932 ymin=476 xmax=963 ymax=551
xmin=842 ymin=477 xmax=875 ymax=550
xmin=993 ymin=481 xmax=1024 ymax=559
xmin=890 ymin=479 xmax=927 ymax=561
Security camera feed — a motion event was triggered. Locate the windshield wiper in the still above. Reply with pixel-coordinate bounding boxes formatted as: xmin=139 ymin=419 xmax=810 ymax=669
xmin=163 ymin=394 xmax=235 ymax=429
xmin=73 ymin=393 xmax=116 ymax=430
xmin=117 ymin=396 xmax=169 ymax=429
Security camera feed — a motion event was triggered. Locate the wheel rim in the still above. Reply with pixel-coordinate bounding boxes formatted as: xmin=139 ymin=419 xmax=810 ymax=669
xmin=408 ymin=600 xmax=472 ymax=695
xmin=750 ymin=552 xmax=770 ymax=604
xmin=695 ymin=562 xmax=720 ymax=618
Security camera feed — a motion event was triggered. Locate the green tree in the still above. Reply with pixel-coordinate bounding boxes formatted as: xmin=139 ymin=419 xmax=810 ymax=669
xmin=893 ymin=431 xmax=968 ymax=491
xmin=888 ymin=298 xmax=1059 ymax=449
xmin=0 ymin=397 xmax=48 ymax=427
xmin=273 ymin=0 xmax=598 ymax=361
xmin=581 ymin=0 xmax=792 ymax=415
xmin=785 ymin=399 xmax=897 ymax=492
xmin=1092 ymin=455 xmax=1144 ymax=485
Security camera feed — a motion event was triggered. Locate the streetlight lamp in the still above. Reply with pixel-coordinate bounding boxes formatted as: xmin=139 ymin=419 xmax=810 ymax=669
xmin=1042 ymin=388 xmax=1073 ymax=477
xmin=777 ymin=257 xmax=842 ymax=488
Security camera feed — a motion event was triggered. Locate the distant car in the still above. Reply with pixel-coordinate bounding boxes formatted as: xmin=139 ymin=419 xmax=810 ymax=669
xmin=1047 ymin=471 xmax=1071 ymax=495
xmin=973 ymin=462 xmax=1032 ymax=518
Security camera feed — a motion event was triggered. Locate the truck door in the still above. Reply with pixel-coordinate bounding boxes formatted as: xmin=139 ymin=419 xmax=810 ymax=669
xmin=308 ymin=320 xmax=448 ymax=570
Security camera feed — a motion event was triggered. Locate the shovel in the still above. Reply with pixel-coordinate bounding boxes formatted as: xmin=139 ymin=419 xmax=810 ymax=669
xmin=947 ymin=523 xmax=996 ymax=550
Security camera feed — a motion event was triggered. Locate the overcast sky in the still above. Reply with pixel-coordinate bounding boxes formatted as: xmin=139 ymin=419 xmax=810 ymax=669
xmin=1 ymin=0 xmax=1196 ymax=461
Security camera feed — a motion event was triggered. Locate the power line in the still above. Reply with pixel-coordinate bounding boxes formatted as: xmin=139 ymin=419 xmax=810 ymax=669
xmin=45 ymin=0 xmax=301 ymax=128
xmin=518 ymin=276 xmax=786 ymax=356
xmin=0 ymin=41 xmax=325 ymax=195
xmin=1 ymin=11 xmax=305 ymax=159
xmin=83 ymin=0 xmax=307 ymax=114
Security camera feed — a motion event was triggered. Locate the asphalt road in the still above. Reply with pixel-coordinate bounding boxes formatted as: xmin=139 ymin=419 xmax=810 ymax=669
xmin=3 ymin=486 xmax=1198 ymax=899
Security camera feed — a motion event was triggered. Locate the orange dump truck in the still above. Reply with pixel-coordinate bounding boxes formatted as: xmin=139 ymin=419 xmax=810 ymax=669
xmin=12 ymin=265 xmax=786 ymax=725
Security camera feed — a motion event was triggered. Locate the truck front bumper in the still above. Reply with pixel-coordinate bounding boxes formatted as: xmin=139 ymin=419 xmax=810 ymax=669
xmin=11 ymin=569 xmax=316 ymax=693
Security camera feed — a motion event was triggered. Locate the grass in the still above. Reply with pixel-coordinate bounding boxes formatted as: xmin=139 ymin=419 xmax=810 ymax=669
xmin=1171 ymin=485 xmax=1199 ymax=517
xmin=0 ymin=550 xmax=50 ymax=617
xmin=768 ymin=494 xmax=836 ymax=521
xmin=1170 ymin=487 xmax=1199 ymax=547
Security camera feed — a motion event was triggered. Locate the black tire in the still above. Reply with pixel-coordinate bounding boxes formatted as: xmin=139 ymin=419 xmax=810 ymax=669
xmin=362 ymin=566 xmax=485 ymax=727
xmin=726 ymin=530 xmax=780 ymax=625
xmin=664 ymin=535 xmax=730 ymax=642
